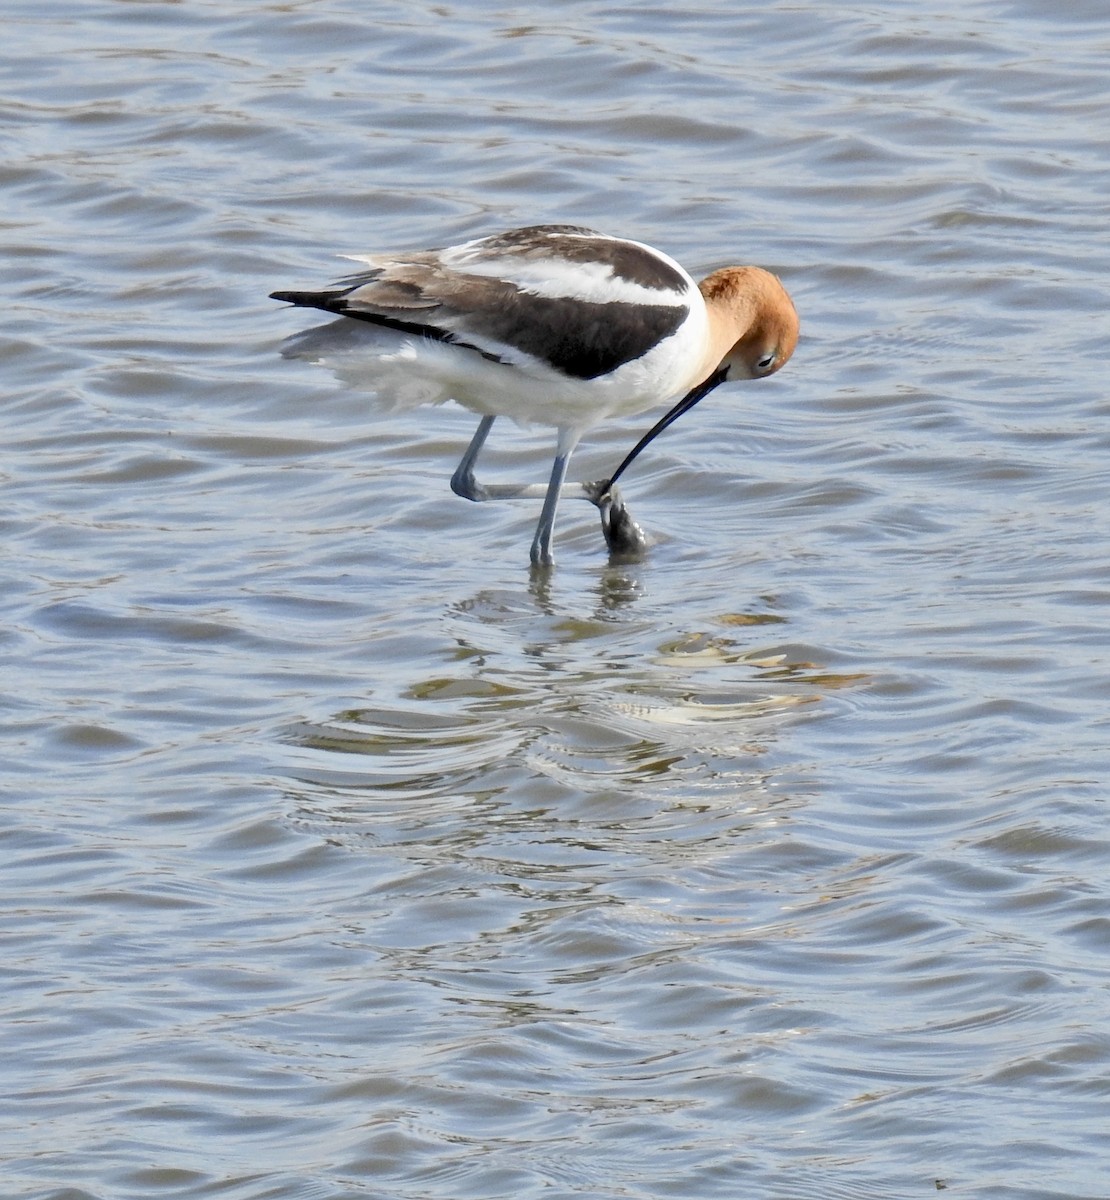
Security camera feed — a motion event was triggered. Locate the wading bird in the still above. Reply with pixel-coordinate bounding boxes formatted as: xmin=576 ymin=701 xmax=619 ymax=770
xmin=271 ymin=224 xmax=798 ymax=567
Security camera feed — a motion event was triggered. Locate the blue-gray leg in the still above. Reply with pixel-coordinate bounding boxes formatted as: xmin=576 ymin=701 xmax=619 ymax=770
xmin=450 ymin=415 xmax=496 ymax=500
xmin=529 ymin=447 xmax=573 ymax=567
xmin=449 ymin=419 xmax=636 ymax=564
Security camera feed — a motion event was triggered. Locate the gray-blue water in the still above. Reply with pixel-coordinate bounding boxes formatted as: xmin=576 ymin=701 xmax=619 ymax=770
xmin=4 ymin=3 xmax=1109 ymax=1197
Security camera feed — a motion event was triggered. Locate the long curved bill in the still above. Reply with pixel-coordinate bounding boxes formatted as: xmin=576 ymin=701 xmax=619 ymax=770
xmin=602 ymin=366 xmax=729 ymax=492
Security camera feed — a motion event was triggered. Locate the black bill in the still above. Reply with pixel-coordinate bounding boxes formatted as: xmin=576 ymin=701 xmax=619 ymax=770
xmin=600 ymin=365 xmax=729 ymax=493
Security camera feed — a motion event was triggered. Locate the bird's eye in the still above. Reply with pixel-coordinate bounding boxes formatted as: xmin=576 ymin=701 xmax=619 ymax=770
xmin=756 ymin=350 xmax=777 ymax=374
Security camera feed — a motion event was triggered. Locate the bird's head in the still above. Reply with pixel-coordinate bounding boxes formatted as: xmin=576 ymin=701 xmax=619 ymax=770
xmin=699 ymin=265 xmax=799 ymax=381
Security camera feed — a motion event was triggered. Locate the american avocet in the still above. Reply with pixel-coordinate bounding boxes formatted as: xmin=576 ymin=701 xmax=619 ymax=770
xmin=271 ymin=224 xmax=798 ymax=567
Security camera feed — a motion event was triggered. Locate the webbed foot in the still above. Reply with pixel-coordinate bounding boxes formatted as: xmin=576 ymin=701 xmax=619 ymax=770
xmin=584 ymin=480 xmax=650 ymax=557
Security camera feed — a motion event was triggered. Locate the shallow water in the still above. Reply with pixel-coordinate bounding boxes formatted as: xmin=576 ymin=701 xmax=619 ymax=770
xmin=4 ymin=2 xmax=1110 ymax=1198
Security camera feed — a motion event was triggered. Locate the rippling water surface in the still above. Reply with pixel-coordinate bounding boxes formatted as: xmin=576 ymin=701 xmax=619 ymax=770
xmin=5 ymin=3 xmax=1110 ymax=1198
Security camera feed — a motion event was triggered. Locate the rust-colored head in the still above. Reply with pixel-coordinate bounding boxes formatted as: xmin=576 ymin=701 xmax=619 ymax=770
xmin=699 ymin=265 xmax=799 ymax=381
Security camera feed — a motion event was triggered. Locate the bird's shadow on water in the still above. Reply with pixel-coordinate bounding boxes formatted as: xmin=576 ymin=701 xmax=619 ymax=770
xmin=525 ymin=555 xmax=647 ymax=615
xmin=278 ymin=551 xmax=866 ymax=843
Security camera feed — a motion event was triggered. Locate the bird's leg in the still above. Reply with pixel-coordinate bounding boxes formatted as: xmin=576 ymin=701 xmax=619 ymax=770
xmin=529 ymin=437 xmax=576 ymax=568
xmin=450 ymin=415 xmax=497 ymax=500
xmin=451 ymin=420 xmax=638 ymax=563
xmin=452 ymin=417 xmax=597 ymax=505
